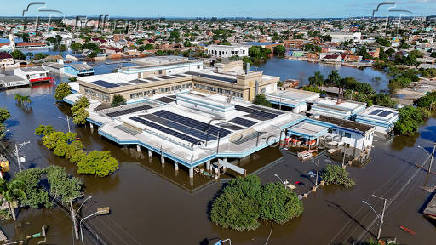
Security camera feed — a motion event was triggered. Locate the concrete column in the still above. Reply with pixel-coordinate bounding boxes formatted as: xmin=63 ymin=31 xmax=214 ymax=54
xmin=148 ymin=149 xmax=152 ymax=158
xmin=205 ymin=161 xmax=210 ymax=172
xmin=89 ymin=123 xmax=94 ymax=133
xmin=160 ymin=154 xmax=165 ymax=166
xmin=136 ymin=145 xmax=141 ymax=152
xmin=175 ymin=162 xmax=179 ymax=171
xmin=189 ymin=168 xmax=194 ymax=179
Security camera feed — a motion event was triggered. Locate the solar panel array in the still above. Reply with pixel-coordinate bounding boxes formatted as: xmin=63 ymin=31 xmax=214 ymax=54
xmin=173 ymin=74 xmax=185 ymax=78
xmin=234 ymin=105 xmax=278 ymax=120
xmin=368 ymin=109 xmax=394 ymax=118
xmin=185 ymin=71 xmax=237 ymax=83
xmin=230 ymin=117 xmax=257 ymax=127
xmin=249 ymin=105 xmax=284 ymax=115
xmin=157 ymin=96 xmax=176 ymax=104
xmin=218 ymin=123 xmax=244 ymax=131
xmin=130 ymin=117 xmax=202 ymax=145
xmin=378 ymin=111 xmax=393 ymax=118
xmin=144 ymin=77 xmax=160 ymax=82
xmin=92 ymin=80 xmax=120 ymax=88
xmin=141 ymin=114 xmax=216 ymax=141
xmin=106 ymin=105 xmax=153 ymax=117
xmin=153 ymin=110 xmax=232 ymax=137
xmin=369 ymin=109 xmax=383 ymax=116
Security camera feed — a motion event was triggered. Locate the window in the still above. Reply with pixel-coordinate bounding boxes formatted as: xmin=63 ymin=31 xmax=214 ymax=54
xmin=344 ymin=133 xmax=352 ymax=138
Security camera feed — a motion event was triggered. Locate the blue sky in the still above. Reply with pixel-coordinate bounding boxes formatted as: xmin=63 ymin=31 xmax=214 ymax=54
xmin=0 ymin=0 xmax=435 ymax=18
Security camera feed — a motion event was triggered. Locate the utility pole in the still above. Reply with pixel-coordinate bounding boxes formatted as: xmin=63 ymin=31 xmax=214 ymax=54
xmin=428 ymin=143 xmax=436 ymax=173
xmin=14 ymin=141 xmax=30 ymax=172
xmin=342 ymin=144 xmax=348 ymax=168
xmin=375 ymin=195 xmax=388 ymax=240
xmin=362 ymin=195 xmax=388 ymax=240
xmin=70 ymin=199 xmax=79 ymax=240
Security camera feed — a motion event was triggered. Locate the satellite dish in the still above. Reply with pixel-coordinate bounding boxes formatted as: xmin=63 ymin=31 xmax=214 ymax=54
xmin=19 ymin=157 xmax=26 ymax=163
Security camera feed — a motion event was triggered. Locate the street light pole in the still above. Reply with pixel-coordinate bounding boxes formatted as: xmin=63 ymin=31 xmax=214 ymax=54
xmin=417 ymin=144 xmax=436 ymax=173
xmin=14 ymin=141 xmax=30 ymax=172
xmin=80 ymin=207 xmax=110 ymax=242
xmin=58 ymin=116 xmax=71 ymax=133
xmin=428 ymin=143 xmax=436 ymax=173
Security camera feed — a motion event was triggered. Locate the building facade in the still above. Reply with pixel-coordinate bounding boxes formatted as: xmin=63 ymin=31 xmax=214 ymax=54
xmin=207 ymin=45 xmax=249 ymax=58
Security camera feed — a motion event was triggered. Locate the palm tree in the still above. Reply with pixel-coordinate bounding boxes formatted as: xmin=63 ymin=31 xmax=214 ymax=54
xmin=308 ymin=71 xmax=324 ymax=87
xmin=14 ymin=94 xmax=32 ymax=108
xmin=14 ymin=94 xmax=23 ymax=104
xmin=0 ymin=179 xmax=24 ymax=221
xmin=21 ymin=95 xmax=31 ymax=106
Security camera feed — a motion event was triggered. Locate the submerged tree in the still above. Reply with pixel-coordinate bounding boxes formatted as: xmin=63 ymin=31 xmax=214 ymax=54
xmin=0 ymin=107 xmax=10 ymax=139
xmin=210 ymin=175 xmax=303 ymax=231
xmin=0 ymin=166 xmax=82 ymax=220
xmin=71 ymin=96 xmax=90 ymax=125
xmin=54 ymin=82 xmax=72 ymax=101
xmin=77 ymin=151 xmax=119 ymax=177
xmin=321 ymin=164 xmax=355 ymax=188
xmin=259 ymin=182 xmax=303 ymax=224
xmin=14 ymin=94 xmax=32 ymax=107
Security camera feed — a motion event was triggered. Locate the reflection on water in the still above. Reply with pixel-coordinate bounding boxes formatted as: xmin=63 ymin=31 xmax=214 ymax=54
xmin=254 ymin=58 xmax=391 ymax=93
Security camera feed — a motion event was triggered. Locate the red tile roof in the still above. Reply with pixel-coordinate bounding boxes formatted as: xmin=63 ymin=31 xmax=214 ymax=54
xmin=16 ymin=42 xmax=46 ymax=47
xmin=0 ymin=52 xmax=12 ymax=59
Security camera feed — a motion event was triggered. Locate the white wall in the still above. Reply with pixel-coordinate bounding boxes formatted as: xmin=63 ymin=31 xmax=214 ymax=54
xmin=207 ymin=45 xmax=249 ymax=58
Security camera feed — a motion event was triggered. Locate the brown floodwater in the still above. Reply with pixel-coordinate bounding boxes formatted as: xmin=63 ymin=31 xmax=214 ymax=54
xmin=0 ymin=74 xmax=435 ymax=245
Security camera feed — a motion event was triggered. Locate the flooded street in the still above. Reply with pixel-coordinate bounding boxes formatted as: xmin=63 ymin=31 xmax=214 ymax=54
xmin=0 ymin=60 xmax=435 ymax=245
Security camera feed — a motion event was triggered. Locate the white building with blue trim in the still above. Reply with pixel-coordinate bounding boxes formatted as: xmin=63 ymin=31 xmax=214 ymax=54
xmin=64 ymin=63 xmax=95 ymax=77
xmin=355 ymin=105 xmax=399 ymax=134
xmin=265 ymin=88 xmax=319 ymax=113
xmin=80 ymin=91 xmax=304 ymax=179
xmin=310 ymin=97 xmax=367 ymax=120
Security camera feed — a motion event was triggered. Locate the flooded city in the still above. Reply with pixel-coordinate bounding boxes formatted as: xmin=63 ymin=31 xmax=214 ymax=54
xmin=0 ymin=58 xmax=434 ymax=244
xmin=0 ymin=4 xmax=436 ymax=244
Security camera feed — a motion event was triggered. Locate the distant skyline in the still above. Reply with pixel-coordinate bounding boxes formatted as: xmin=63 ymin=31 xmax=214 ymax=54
xmin=1 ymin=0 xmax=435 ymax=18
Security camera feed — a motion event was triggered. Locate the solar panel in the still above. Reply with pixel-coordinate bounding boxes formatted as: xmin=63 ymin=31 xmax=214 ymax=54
xmin=378 ymin=111 xmax=393 ymax=118
xmin=217 ymin=123 xmax=244 ymax=131
xmin=129 ymin=79 xmax=148 ymax=84
xmin=141 ymin=114 xmax=217 ymax=141
xmin=369 ymin=109 xmax=382 ymax=116
xmin=152 ymin=110 xmax=232 ymax=137
xmin=92 ymin=80 xmax=120 ymax=88
xmin=130 ymin=117 xmax=202 ymax=145
xmin=230 ymin=117 xmax=257 ymax=127
xmin=247 ymin=113 xmax=269 ymax=121
xmin=106 ymin=105 xmax=152 ymax=117
xmin=234 ymin=105 xmax=277 ymax=119
xmin=185 ymin=71 xmax=237 ymax=83
xmin=249 ymin=105 xmax=284 ymax=115
xmin=157 ymin=97 xmax=176 ymax=104
xmin=144 ymin=77 xmax=160 ymax=82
